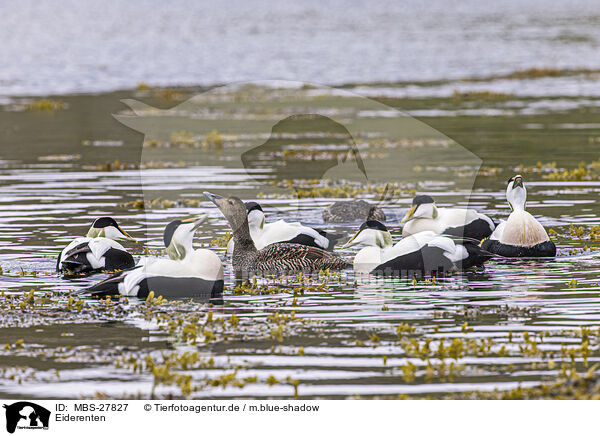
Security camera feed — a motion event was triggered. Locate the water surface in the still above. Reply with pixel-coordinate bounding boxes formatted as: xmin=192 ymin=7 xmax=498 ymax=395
xmin=1 ymin=83 xmax=600 ymax=399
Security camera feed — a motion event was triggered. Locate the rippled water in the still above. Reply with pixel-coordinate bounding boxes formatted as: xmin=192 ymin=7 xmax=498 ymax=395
xmin=2 ymin=0 xmax=600 ymax=95
xmin=2 ymin=82 xmax=600 ymax=399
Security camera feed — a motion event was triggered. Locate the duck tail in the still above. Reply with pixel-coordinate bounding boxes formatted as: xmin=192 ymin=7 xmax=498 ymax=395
xmin=76 ymin=276 xmax=121 ymax=297
xmin=76 ymin=266 xmax=139 ymax=297
xmin=461 ymin=241 xmax=496 ymax=268
xmin=446 ymin=235 xmax=483 ymax=246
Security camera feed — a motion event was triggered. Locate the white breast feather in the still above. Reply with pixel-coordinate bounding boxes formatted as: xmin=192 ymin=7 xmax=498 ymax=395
xmin=489 ymin=220 xmax=505 ymax=240
xmin=500 ymin=210 xmax=549 ymax=246
xmin=354 ymin=246 xmax=382 ymax=273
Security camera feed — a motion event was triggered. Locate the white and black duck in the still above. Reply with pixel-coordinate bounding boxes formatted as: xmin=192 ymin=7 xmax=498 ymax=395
xmin=481 ymin=175 xmax=556 ymax=257
xmin=57 ymin=217 xmax=135 ymax=275
xmin=226 ymin=201 xmax=342 ymax=255
xmin=401 ymin=195 xmax=495 ymax=240
xmin=205 ymin=192 xmax=349 ymax=276
xmin=82 ymin=217 xmax=224 ymax=298
xmin=322 ymin=200 xmax=385 ymax=223
xmin=342 ymin=220 xmax=492 ymax=277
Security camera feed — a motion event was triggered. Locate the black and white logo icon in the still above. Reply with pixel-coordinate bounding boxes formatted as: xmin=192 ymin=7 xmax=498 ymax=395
xmin=3 ymin=402 xmax=50 ymax=434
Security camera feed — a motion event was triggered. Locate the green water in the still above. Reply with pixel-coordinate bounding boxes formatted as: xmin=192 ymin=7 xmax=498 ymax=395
xmin=1 ymin=80 xmax=600 ymax=399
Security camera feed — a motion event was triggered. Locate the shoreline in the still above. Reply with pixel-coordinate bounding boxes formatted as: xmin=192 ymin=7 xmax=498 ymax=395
xmin=2 ymin=66 xmax=600 ymax=101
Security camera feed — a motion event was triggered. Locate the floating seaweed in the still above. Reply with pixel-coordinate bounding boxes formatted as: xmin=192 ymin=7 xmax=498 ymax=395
xmin=24 ymin=99 xmax=66 ymax=111
xmin=83 ymin=160 xmax=187 ymax=171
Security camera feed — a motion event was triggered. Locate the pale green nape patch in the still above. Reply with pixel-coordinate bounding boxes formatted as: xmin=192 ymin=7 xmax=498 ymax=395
xmin=87 ymin=228 xmax=104 ymax=238
xmin=166 ymin=242 xmax=187 ymax=260
xmin=260 ymin=216 xmax=265 ymax=230
xmin=378 ymin=231 xmax=393 ymax=249
xmin=432 ymin=205 xmax=439 ymax=219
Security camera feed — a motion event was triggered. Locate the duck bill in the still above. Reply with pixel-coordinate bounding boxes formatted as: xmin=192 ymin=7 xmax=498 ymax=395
xmin=341 ymin=230 xmax=361 ymax=249
xmin=182 ymin=216 xmax=205 ymax=231
xmin=401 ymin=205 xmax=417 ymax=223
xmin=204 ymin=191 xmax=224 ymax=207
xmin=513 ymin=176 xmax=524 ymax=188
xmin=117 ymin=226 xmax=136 ymax=241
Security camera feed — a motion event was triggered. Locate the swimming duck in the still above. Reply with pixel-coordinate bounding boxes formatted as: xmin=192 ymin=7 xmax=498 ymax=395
xmin=82 ymin=216 xmax=224 ymax=298
xmin=57 ymin=217 xmax=135 ymax=275
xmin=205 ymin=192 xmax=349 ymax=276
xmin=322 ymin=200 xmax=386 ymax=223
xmin=401 ymin=195 xmax=495 ymax=240
xmin=481 ymin=175 xmax=556 ymax=257
xmin=342 ymin=220 xmax=492 ymax=276
xmin=226 ymin=201 xmax=343 ymax=255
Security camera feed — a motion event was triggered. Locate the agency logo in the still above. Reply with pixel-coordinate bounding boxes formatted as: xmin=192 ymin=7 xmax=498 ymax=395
xmin=2 ymin=402 xmax=50 ymax=434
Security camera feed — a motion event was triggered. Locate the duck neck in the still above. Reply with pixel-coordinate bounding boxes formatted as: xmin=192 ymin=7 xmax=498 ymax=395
xmin=166 ymin=238 xmax=193 ymax=261
xmin=508 ymin=186 xmax=527 ymax=212
xmin=87 ymin=227 xmax=102 ymax=238
xmin=232 ymin=218 xmax=259 ymax=257
xmin=231 ymin=218 xmax=259 ymax=279
xmin=378 ymin=231 xmax=393 ymax=249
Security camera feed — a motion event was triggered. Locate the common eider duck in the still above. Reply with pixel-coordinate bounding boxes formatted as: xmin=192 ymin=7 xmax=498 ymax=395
xmin=401 ymin=195 xmax=495 ymax=240
xmin=205 ymin=192 xmax=349 ymax=276
xmin=57 ymin=217 xmax=135 ymax=275
xmin=481 ymin=175 xmax=556 ymax=257
xmin=342 ymin=220 xmax=492 ymax=277
xmin=82 ymin=216 xmax=224 ymax=298
xmin=226 ymin=201 xmax=343 ymax=255
xmin=323 ymin=200 xmax=385 ymax=223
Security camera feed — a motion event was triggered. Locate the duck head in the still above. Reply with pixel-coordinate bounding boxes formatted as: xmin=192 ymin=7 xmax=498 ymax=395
xmin=342 ymin=220 xmax=393 ymax=249
xmin=401 ymin=195 xmax=438 ymax=223
xmin=204 ymin=192 xmax=250 ymax=235
xmin=87 ymin=217 xmax=135 ymax=241
xmin=506 ymin=175 xmax=527 ymax=211
xmin=163 ymin=215 xmax=206 ymax=260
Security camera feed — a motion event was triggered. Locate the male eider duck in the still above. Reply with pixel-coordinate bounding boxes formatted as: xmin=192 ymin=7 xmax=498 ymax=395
xmin=342 ymin=220 xmax=492 ymax=276
xmin=57 ymin=217 xmax=135 ymax=275
xmin=205 ymin=192 xmax=349 ymax=276
xmin=481 ymin=175 xmax=556 ymax=257
xmin=82 ymin=216 xmax=224 ymax=298
xmin=322 ymin=200 xmax=385 ymax=223
xmin=401 ymin=195 xmax=495 ymax=240
xmin=226 ymin=201 xmax=342 ymax=255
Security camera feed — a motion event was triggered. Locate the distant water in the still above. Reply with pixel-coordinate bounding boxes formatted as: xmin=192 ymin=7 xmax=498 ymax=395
xmin=2 ymin=0 xmax=600 ymax=96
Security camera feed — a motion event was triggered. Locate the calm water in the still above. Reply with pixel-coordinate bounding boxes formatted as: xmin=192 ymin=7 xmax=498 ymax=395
xmin=1 ymin=83 xmax=600 ymax=399
xmin=2 ymin=0 xmax=600 ymax=95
